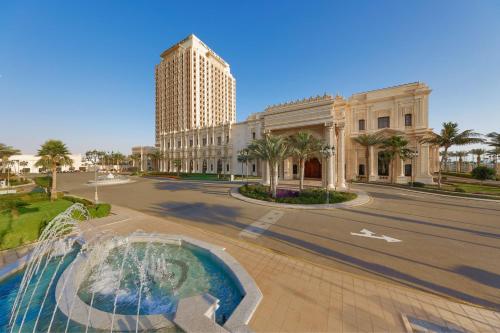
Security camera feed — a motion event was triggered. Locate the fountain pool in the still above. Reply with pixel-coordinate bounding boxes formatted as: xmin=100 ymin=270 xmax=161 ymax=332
xmin=86 ymin=173 xmax=132 ymax=186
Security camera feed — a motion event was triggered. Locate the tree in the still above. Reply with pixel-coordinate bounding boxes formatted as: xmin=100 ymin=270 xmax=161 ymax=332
xmin=247 ymin=134 xmax=290 ymax=198
xmin=454 ymin=151 xmax=468 ymax=173
xmin=422 ymin=122 xmax=483 ymax=188
xmin=35 ymin=140 xmax=73 ymax=201
xmin=487 ymin=147 xmax=500 ymax=175
xmin=237 ymin=148 xmax=251 ymax=184
xmin=287 ymin=132 xmax=324 ymax=191
xmin=486 ymin=132 xmax=500 ymax=148
xmin=469 ymin=148 xmax=486 ymax=166
xmin=352 ymin=134 xmax=384 ymax=182
xmin=0 ymin=143 xmax=21 ymax=174
xmin=130 ymin=153 xmax=141 ymax=170
xmin=148 ymin=150 xmax=164 ymax=171
xmin=173 ymin=159 xmax=182 ymax=176
xmin=380 ymin=136 xmax=413 ymax=183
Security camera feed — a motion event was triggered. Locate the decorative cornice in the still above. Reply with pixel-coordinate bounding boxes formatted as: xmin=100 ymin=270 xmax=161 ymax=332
xmin=265 ymin=93 xmax=333 ymax=112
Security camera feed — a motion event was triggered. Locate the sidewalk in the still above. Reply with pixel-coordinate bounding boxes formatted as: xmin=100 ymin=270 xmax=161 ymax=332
xmin=76 ymin=205 xmax=500 ymax=332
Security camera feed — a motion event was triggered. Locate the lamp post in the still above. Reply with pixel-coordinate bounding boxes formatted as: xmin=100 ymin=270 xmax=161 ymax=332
xmin=410 ymin=150 xmax=419 ymax=187
xmin=320 ymin=145 xmax=336 ymax=204
xmin=86 ymin=150 xmax=99 ymax=203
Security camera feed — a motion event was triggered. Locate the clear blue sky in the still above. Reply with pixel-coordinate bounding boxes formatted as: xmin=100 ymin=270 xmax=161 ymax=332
xmin=1 ymin=0 xmax=499 ymax=154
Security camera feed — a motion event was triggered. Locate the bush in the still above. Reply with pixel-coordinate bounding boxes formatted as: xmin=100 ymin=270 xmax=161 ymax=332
xmin=239 ymin=184 xmax=356 ymax=204
xmin=454 ymin=187 xmax=466 ymax=193
xmin=471 ymin=166 xmax=496 ymax=181
xmin=408 ymin=182 xmax=425 ymax=187
xmin=63 ymin=195 xmax=93 ymax=206
xmin=34 ymin=176 xmax=52 ymax=193
xmin=86 ymin=203 xmax=111 ymax=218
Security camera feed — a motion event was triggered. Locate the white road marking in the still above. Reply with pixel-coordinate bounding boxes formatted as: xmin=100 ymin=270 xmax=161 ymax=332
xmin=350 ymin=228 xmax=402 ymax=243
xmin=240 ymin=210 xmax=284 ymax=239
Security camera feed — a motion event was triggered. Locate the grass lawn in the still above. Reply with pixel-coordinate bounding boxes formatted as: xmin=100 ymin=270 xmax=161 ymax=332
xmin=449 ymin=183 xmax=500 ymax=196
xmin=0 ymin=199 xmax=73 ymax=250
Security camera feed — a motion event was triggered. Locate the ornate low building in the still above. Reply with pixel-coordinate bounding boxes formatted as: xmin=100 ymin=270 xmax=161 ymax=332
xmin=156 ymin=36 xmax=439 ymax=186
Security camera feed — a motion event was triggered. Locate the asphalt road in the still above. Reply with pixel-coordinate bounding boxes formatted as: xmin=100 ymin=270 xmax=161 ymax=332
xmin=58 ymin=173 xmax=500 ymax=310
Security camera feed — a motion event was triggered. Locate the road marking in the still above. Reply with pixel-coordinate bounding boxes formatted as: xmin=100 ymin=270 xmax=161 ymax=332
xmin=240 ymin=210 xmax=284 ymax=239
xmin=350 ymin=229 xmax=402 ymax=243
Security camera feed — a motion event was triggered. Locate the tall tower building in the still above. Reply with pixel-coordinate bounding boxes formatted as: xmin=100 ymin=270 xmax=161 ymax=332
xmin=155 ymin=34 xmax=236 ymax=146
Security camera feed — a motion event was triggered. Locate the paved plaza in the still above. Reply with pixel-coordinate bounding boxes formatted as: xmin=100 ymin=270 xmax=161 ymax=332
xmin=58 ymin=173 xmax=500 ymax=314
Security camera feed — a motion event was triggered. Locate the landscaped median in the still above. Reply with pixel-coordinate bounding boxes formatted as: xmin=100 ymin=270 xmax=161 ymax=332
xmin=0 ymin=191 xmax=111 ymax=251
xmin=231 ymin=184 xmax=370 ymax=209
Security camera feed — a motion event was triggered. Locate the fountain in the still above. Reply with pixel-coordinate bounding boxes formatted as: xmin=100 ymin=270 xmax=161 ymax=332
xmin=0 ymin=205 xmax=262 ymax=333
xmin=86 ymin=172 xmax=132 ymax=186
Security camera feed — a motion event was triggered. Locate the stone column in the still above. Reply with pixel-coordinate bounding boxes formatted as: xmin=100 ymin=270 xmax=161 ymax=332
xmin=327 ymin=125 xmax=335 ymax=189
xmin=369 ymin=146 xmax=377 ymax=181
xmin=396 ymin=158 xmax=407 ymax=184
xmin=261 ymin=160 xmax=270 ymax=185
xmin=415 ymin=143 xmax=433 ymax=184
xmin=336 ymin=124 xmax=346 ymax=189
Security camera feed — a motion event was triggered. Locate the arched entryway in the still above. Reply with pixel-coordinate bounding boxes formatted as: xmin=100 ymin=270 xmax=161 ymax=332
xmin=305 ymin=158 xmax=322 ymax=178
xmin=202 ymin=160 xmax=207 ymax=173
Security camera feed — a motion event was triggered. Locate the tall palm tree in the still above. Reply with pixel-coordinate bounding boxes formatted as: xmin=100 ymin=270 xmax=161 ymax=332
xmin=288 ymin=132 xmax=324 ymax=191
xmin=148 ymin=150 xmax=164 ymax=171
xmin=446 ymin=151 xmax=458 ymax=172
xmin=455 ymin=151 xmax=468 ymax=173
xmin=237 ymin=148 xmax=251 ymax=184
xmin=422 ymin=122 xmax=483 ymax=188
xmin=487 ymin=147 xmax=500 ymax=175
xmin=352 ymin=134 xmax=384 ymax=182
xmin=380 ymin=136 xmax=413 ymax=183
xmin=469 ymin=148 xmax=487 ymax=167
xmin=247 ymin=134 xmax=290 ymax=198
xmin=486 ymin=132 xmax=500 ymax=148
xmin=173 ymin=159 xmax=182 ymax=176
xmin=0 ymin=143 xmax=21 ymax=174
xmin=35 ymin=140 xmax=73 ymax=201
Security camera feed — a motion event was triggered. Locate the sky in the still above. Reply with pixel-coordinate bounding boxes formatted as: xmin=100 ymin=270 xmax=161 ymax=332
xmin=1 ymin=0 xmax=499 ymax=155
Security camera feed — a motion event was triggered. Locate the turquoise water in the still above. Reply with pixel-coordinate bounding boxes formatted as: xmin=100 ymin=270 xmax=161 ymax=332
xmin=0 ymin=242 xmax=243 ymax=332
xmin=0 ymin=247 xmax=97 ymax=332
xmin=78 ymin=242 xmax=243 ymax=324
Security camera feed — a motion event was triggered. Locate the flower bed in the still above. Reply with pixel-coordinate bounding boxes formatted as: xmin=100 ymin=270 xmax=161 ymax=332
xmin=239 ymin=184 xmax=357 ymax=204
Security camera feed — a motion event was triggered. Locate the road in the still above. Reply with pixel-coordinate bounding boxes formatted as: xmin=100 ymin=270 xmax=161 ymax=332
xmin=58 ymin=172 xmax=500 ymax=310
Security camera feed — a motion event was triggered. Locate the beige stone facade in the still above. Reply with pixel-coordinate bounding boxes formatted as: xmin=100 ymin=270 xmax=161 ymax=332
xmin=155 ymin=36 xmax=438 ymax=185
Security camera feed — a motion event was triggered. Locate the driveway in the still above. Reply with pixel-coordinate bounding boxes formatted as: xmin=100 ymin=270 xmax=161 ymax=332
xmin=58 ymin=172 xmax=500 ymax=310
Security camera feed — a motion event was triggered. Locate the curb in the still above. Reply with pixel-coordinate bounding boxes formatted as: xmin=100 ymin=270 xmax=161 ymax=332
xmin=355 ymin=182 xmax=500 ymax=202
xmin=229 ymin=187 xmax=371 ymax=210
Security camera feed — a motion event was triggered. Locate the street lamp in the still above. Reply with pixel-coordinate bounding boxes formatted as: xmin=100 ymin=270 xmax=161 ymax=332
xmin=86 ymin=151 xmax=100 ymax=203
xmin=320 ymin=144 xmax=336 ymax=204
xmin=410 ymin=150 xmax=419 ymax=187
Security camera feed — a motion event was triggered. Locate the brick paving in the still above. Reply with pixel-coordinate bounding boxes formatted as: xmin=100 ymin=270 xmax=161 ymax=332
xmin=73 ymin=206 xmax=500 ymax=332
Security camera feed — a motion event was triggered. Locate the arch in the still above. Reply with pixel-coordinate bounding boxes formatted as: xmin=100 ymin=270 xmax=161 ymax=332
xmin=304 ymin=158 xmax=322 ymax=178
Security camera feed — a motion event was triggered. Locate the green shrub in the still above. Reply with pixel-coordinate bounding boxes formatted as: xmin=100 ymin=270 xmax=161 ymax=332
xmin=63 ymin=195 xmax=93 ymax=206
xmin=34 ymin=176 xmax=52 ymax=193
xmin=471 ymin=166 xmax=496 ymax=181
xmin=454 ymin=187 xmax=466 ymax=193
xmin=239 ymin=185 xmax=356 ymax=204
xmin=88 ymin=203 xmax=111 ymax=218
xmin=408 ymin=181 xmax=425 ymax=187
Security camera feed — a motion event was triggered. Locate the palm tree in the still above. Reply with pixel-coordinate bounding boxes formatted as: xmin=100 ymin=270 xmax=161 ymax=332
xmin=487 ymin=147 xmax=500 ymax=175
xmin=455 ymin=151 xmax=468 ymax=173
xmin=287 ymin=132 xmax=324 ymax=191
xmin=486 ymin=132 xmax=500 ymax=148
xmin=247 ymin=134 xmax=290 ymax=198
xmin=148 ymin=150 xmax=164 ymax=171
xmin=130 ymin=153 xmax=141 ymax=170
xmin=422 ymin=122 xmax=483 ymax=188
xmin=352 ymin=134 xmax=384 ymax=182
xmin=380 ymin=136 xmax=413 ymax=183
xmin=173 ymin=159 xmax=182 ymax=176
xmin=35 ymin=140 xmax=73 ymax=201
xmin=237 ymin=148 xmax=251 ymax=184
xmin=0 ymin=143 xmax=21 ymax=174
xmin=469 ymin=148 xmax=487 ymax=167
xmin=446 ymin=151 xmax=458 ymax=172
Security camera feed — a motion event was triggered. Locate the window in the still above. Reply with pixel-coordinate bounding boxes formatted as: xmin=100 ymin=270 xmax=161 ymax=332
xmin=405 ymin=114 xmax=412 ymax=127
xmin=378 ymin=116 xmax=390 ymax=129
xmin=210 ymin=137 xmax=213 ymax=145
xmin=358 ymin=119 xmax=366 ymax=131
xmin=226 ymin=135 xmax=229 ymax=143
xmin=189 ymin=139 xmax=193 ymax=147
xmin=358 ymin=164 xmax=365 ymax=176
xmin=217 ymin=136 xmax=221 ymax=145
xmin=202 ymin=138 xmax=207 ymax=146
xmin=293 ymin=164 xmax=298 ymax=174
xmin=405 ymin=164 xmax=412 ymax=177
xmin=226 ymin=164 xmax=229 ymax=172
xmin=252 ymin=132 xmax=256 ymax=140
xmin=252 ymin=164 xmax=256 ymax=172
xmin=168 ymin=143 xmax=170 ymax=149
xmin=177 ymin=141 xmax=181 ymax=148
